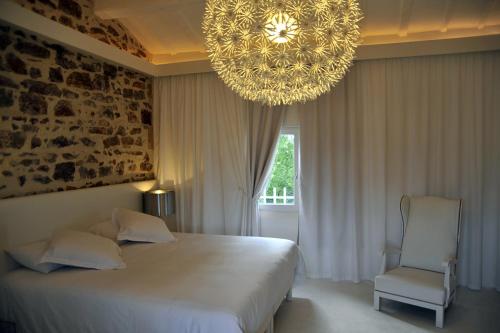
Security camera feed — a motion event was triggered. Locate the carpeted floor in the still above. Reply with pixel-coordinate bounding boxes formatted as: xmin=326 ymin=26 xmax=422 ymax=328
xmin=274 ymin=279 xmax=500 ymax=333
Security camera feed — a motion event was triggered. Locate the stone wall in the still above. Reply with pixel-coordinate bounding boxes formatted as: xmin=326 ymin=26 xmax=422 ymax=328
xmin=13 ymin=0 xmax=151 ymax=60
xmin=0 ymin=23 xmax=154 ymax=199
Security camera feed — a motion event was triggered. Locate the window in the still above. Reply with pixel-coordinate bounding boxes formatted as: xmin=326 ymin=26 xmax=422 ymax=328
xmin=259 ymin=128 xmax=298 ymax=210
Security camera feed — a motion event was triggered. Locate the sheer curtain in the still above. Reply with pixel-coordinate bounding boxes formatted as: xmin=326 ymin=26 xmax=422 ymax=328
xmin=153 ymin=72 xmax=284 ymax=236
xmin=298 ymin=51 xmax=500 ymax=290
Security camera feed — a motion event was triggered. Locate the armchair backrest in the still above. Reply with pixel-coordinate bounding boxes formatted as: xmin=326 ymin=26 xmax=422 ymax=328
xmin=399 ymin=195 xmax=462 ymax=273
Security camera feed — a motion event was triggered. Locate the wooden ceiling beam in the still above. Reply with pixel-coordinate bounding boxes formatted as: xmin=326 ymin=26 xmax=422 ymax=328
xmin=440 ymin=0 xmax=455 ymax=33
xmin=478 ymin=0 xmax=499 ymax=30
xmin=94 ymin=0 xmax=202 ymax=19
xmin=398 ymin=0 xmax=414 ymax=37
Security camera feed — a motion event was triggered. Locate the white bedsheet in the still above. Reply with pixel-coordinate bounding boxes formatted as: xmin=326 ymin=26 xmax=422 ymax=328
xmin=0 ymin=233 xmax=298 ymax=333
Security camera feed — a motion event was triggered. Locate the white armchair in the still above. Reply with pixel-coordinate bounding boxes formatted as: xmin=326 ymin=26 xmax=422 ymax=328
xmin=374 ymin=195 xmax=462 ymax=328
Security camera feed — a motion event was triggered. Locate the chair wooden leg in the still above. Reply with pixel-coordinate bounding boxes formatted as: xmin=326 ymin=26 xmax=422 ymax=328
xmin=435 ymin=307 xmax=444 ymax=328
xmin=448 ymin=293 xmax=455 ymax=307
xmin=266 ymin=318 xmax=274 ymax=333
xmin=374 ymin=292 xmax=380 ymax=311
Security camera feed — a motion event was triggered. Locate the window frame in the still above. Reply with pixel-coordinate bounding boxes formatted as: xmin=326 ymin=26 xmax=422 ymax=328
xmin=259 ymin=126 xmax=299 ymax=212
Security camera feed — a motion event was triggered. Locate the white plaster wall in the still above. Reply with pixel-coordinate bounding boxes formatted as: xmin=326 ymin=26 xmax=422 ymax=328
xmin=260 ymin=209 xmax=299 ymax=243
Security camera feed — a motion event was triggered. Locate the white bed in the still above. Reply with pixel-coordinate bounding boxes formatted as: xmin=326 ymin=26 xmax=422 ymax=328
xmin=0 ymin=233 xmax=297 ymax=333
xmin=0 ymin=183 xmax=298 ymax=333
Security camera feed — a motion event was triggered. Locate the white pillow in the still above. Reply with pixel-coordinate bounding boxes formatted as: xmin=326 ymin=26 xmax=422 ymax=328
xmin=6 ymin=241 xmax=63 ymax=273
xmin=113 ymin=208 xmax=175 ymax=243
xmin=40 ymin=230 xmax=126 ymax=270
xmin=88 ymin=220 xmax=120 ymax=243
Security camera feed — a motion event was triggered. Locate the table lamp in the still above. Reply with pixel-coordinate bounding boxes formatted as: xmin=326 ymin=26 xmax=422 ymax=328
xmin=143 ymin=189 xmax=175 ymax=218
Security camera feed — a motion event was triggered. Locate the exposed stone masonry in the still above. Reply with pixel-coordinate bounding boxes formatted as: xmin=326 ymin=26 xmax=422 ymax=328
xmin=0 ymin=23 xmax=154 ymax=199
xmin=14 ymin=0 xmax=151 ymax=60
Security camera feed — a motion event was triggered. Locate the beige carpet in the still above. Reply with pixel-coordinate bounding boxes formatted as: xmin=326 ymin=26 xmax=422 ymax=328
xmin=274 ymin=279 xmax=500 ymax=333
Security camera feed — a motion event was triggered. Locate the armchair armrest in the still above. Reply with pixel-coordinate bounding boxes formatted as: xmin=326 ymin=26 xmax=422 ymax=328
xmin=442 ymin=256 xmax=458 ymax=307
xmin=442 ymin=257 xmax=458 ymax=268
xmin=379 ymin=246 xmax=402 ymax=275
xmin=380 ymin=246 xmax=402 ymax=256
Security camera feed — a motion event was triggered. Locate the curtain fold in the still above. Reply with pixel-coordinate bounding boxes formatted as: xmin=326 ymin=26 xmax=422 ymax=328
xmin=298 ymin=51 xmax=500 ymax=289
xmin=154 ymin=72 xmax=284 ymax=236
xmin=244 ymin=104 xmax=285 ymax=236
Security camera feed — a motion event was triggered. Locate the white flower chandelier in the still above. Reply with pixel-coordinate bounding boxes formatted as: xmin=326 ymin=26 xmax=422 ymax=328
xmin=203 ymin=0 xmax=362 ymax=106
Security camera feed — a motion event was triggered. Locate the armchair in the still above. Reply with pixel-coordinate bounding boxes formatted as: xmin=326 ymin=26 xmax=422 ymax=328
xmin=374 ymin=195 xmax=462 ymax=328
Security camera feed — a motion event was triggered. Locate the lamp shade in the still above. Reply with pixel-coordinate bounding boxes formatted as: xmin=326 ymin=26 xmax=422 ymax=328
xmin=143 ymin=190 xmax=175 ymax=217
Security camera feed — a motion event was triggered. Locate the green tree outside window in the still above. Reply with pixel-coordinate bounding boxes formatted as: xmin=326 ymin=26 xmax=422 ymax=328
xmin=263 ymin=134 xmax=295 ymax=204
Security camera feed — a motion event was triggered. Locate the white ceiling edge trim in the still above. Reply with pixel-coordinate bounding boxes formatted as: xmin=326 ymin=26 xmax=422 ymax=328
xmin=0 ymin=0 xmax=157 ymax=76
xmin=2 ymin=1 xmax=500 ymax=78
xmin=356 ymin=34 xmax=500 ymax=60
xmin=156 ymin=34 xmax=500 ymax=76
xmin=155 ymin=60 xmax=213 ymax=77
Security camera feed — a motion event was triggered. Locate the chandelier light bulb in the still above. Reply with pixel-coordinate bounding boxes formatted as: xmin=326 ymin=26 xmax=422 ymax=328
xmin=203 ymin=0 xmax=363 ymax=106
xmin=265 ymin=12 xmax=298 ymax=44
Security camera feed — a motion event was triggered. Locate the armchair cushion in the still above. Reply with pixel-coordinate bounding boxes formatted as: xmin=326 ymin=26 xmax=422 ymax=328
xmin=375 ymin=267 xmax=446 ymax=305
xmin=400 ymin=196 xmax=460 ymax=273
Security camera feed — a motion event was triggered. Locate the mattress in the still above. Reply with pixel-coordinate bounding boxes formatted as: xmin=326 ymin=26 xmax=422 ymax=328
xmin=0 ymin=233 xmax=298 ymax=333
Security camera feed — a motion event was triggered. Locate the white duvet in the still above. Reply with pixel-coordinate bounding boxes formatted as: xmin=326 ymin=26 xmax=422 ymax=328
xmin=0 ymin=233 xmax=298 ymax=333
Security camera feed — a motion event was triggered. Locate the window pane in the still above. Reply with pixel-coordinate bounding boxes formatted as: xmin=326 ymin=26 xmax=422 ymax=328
xmin=259 ymin=134 xmax=295 ymax=205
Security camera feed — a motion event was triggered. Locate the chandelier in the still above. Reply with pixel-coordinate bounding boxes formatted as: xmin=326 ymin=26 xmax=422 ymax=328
xmin=203 ymin=0 xmax=362 ymax=106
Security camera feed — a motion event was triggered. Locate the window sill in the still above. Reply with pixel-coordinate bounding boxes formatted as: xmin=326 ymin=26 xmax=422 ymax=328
xmin=258 ymin=204 xmax=298 ymax=212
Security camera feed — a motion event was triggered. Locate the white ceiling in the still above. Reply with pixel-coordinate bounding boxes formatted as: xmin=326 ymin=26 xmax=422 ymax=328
xmin=94 ymin=0 xmax=500 ymax=64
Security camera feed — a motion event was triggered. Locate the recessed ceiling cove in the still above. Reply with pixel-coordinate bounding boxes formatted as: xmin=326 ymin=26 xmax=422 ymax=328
xmin=94 ymin=0 xmax=500 ymax=68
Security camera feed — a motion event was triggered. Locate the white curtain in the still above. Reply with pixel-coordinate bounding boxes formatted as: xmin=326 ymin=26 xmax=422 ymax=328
xmin=298 ymin=51 xmax=500 ymax=290
xmin=153 ymin=72 xmax=284 ymax=236
xmin=244 ymin=104 xmax=285 ymax=236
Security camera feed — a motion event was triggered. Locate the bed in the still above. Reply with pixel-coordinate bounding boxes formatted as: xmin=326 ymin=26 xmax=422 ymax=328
xmin=0 ymin=182 xmax=298 ymax=333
